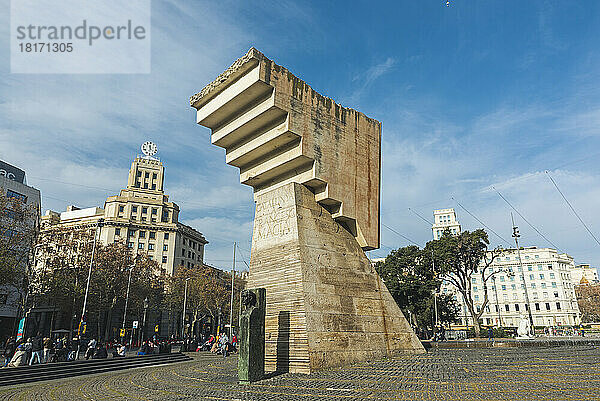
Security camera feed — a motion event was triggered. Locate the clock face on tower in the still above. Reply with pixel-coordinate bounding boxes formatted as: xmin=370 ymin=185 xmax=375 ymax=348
xmin=141 ymin=141 xmax=157 ymax=157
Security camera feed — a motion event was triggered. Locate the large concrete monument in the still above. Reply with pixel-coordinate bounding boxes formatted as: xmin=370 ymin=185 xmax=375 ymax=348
xmin=191 ymin=48 xmax=424 ymax=374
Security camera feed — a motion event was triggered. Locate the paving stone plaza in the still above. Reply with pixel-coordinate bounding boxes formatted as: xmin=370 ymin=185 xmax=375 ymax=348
xmin=2 ymin=346 xmax=599 ymax=400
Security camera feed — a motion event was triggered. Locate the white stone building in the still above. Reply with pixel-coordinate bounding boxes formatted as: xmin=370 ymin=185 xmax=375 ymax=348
xmin=432 ymin=208 xmax=461 ymax=240
xmin=442 ymin=247 xmax=581 ymax=328
xmin=36 ymin=152 xmax=207 ymax=276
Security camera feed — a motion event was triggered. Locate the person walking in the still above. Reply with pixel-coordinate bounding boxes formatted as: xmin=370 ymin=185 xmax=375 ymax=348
xmin=42 ymin=337 xmax=53 ymax=363
xmin=231 ymin=333 xmax=238 ymax=353
xmin=29 ymin=334 xmax=43 ymax=365
xmin=3 ymin=337 xmax=16 ymax=367
xmin=85 ymin=338 xmax=97 ymax=360
xmin=219 ymin=333 xmax=229 ymax=358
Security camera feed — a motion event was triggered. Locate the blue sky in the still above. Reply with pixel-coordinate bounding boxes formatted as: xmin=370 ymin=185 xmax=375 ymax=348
xmin=2 ymin=1 xmax=600 ymax=271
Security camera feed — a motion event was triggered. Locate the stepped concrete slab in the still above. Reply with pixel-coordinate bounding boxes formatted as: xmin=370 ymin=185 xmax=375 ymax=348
xmin=191 ymin=48 xmax=424 ymax=374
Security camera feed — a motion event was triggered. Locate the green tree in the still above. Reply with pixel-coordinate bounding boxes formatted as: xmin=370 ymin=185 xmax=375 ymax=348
xmin=375 ymin=245 xmax=458 ymax=330
xmin=429 ymin=229 xmax=502 ymax=337
xmin=31 ymin=236 xmax=165 ymax=339
xmin=0 ymin=189 xmax=38 ymax=291
xmin=166 ymin=265 xmax=235 ymax=337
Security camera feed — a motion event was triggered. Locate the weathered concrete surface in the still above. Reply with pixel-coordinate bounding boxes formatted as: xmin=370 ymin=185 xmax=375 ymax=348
xmin=247 ymin=182 xmax=424 ymax=374
xmin=190 ymin=49 xmax=423 ymax=374
xmin=191 ymin=48 xmax=381 ymax=250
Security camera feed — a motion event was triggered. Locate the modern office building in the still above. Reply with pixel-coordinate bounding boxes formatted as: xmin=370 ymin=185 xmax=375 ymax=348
xmin=0 ymin=160 xmax=41 ymax=339
xmin=36 ymin=148 xmax=207 ymax=277
xmin=432 ymin=208 xmax=461 ymax=240
xmin=442 ymin=247 xmax=581 ymax=328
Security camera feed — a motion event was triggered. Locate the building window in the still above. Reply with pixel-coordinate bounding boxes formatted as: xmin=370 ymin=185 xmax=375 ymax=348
xmin=132 ymin=206 xmax=138 ymax=213
xmin=115 ymin=228 xmax=121 ymax=236
xmin=138 ymin=243 xmax=144 ymax=249
xmin=474 ymin=295 xmax=479 ymax=301
xmin=164 ymin=233 xmax=169 ymax=240
xmin=148 ymin=244 xmax=154 ymax=250
xmin=139 ymin=231 xmax=146 ymax=238
xmin=549 ymin=273 xmax=555 ymax=279
xmin=539 ymin=274 xmax=544 ymax=279
xmin=541 ymin=283 xmax=547 ymax=289
xmin=551 ymin=282 xmax=557 ymax=288
xmin=535 ymin=303 xmax=540 ymax=311
xmin=119 ymin=205 xmax=124 ymax=212
xmin=473 ymin=286 xmax=478 ymax=292
xmin=554 ymin=291 xmax=559 ymax=298
xmin=136 ymin=171 xmax=142 ymax=177
xmin=128 ymin=230 xmax=135 ymax=237
xmin=151 ymin=184 xmax=156 ymax=190
xmin=545 ymin=303 xmax=551 ymax=311
xmin=145 ymin=172 xmax=149 ymax=178
xmin=163 ymin=245 xmax=168 ymax=251
xmin=149 ymin=232 xmax=156 ymax=239
xmin=135 ymin=181 xmax=140 ymax=188
xmin=556 ymin=302 xmax=561 ymax=310
xmin=142 ymin=207 xmax=148 ymax=214
xmin=153 ymin=173 xmax=157 ymax=179
xmin=152 ymin=208 xmax=157 ymax=215
xmin=505 ymin=304 xmax=510 ymax=312
xmin=535 ymin=255 xmax=539 ymax=259
xmin=501 ymin=285 xmax=506 ymax=291
xmin=162 ymin=256 xmax=167 ymax=263
xmin=143 ymin=183 xmax=148 ymax=189
xmin=6 ymin=190 xmax=27 ymax=202
xmin=528 ymin=266 xmax=533 ymax=271
xmin=511 ymin=284 xmax=516 ymax=290
xmin=181 ymin=249 xmax=185 ymax=256
xmin=128 ymin=242 xmax=134 ymax=248
xmin=531 ymin=283 xmax=536 ymax=288
xmin=515 ymin=304 xmax=520 ymax=311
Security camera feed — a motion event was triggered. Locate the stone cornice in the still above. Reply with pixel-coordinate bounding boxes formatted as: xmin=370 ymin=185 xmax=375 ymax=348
xmin=190 ymin=47 xmax=264 ymax=109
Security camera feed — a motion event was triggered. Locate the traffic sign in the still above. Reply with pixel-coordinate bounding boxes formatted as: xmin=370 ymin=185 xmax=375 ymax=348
xmin=133 ymin=320 xmax=139 ymax=329
xmin=120 ymin=328 xmax=126 ymax=337
xmin=154 ymin=324 xmax=159 ymax=333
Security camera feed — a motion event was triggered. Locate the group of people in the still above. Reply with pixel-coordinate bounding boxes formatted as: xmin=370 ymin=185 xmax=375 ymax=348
xmin=3 ymin=334 xmax=72 ymax=367
xmin=2 ymin=334 xmax=140 ymax=368
xmin=183 ymin=332 xmax=237 ymax=357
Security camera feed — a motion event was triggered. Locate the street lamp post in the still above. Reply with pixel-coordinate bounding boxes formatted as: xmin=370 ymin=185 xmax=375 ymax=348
xmin=512 ymin=214 xmax=535 ymax=336
xmin=431 ymin=251 xmax=439 ymax=331
xmin=140 ymin=297 xmax=149 ymax=344
xmin=80 ymin=218 xmax=104 ymax=336
xmin=229 ymin=242 xmax=236 ymax=337
xmin=182 ymin=278 xmax=190 ymax=339
xmin=122 ymin=264 xmax=134 ymax=345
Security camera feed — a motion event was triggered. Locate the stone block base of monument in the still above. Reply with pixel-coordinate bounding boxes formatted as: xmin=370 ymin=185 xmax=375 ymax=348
xmin=248 ymin=182 xmax=425 ymax=375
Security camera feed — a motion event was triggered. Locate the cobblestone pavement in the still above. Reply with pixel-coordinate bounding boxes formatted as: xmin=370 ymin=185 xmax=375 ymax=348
xmin=2 ymin=346 xmax=600 ymax=400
